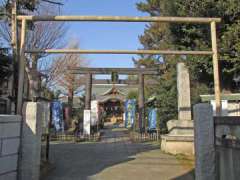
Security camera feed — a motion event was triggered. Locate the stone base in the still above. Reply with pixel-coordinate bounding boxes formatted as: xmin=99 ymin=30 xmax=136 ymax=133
xmin=167 ymin=120 xmax=194 ymax=135
xmin=161 ymin=135 xmax=194 ymax=155
xmin=161 ymin=119 xmax=194 ymax=155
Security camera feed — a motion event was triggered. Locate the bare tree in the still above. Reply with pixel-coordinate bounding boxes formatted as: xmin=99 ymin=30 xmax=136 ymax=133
xmin=47 ymin=40 xmax=88 ymax=125
xmin=0 ymin=2 xmax=67 ymax=100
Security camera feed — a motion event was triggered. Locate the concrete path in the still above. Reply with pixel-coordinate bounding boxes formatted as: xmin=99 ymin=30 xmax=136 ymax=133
xmin=44 ymin=124 xmax=194 ymax=180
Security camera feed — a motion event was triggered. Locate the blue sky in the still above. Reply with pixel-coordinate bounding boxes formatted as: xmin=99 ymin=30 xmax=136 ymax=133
xmin=62 ymin=0 xmax=148 ymax=70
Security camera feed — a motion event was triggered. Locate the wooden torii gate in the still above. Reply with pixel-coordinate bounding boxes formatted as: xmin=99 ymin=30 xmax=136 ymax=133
xmin=15 ymin=15 xmax=222 ymax=116
xmin=69 ymin=67 xmax=159 ymax=131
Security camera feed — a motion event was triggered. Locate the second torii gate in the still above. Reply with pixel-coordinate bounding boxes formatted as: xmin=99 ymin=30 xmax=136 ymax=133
xmin=69 ymin=67 xmax=159 ymax=131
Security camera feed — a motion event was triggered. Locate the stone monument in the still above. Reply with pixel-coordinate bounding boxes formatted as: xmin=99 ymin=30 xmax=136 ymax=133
xmin=177 ymin=62 xmax=191 ymax=120
xmin=161 ymin=62 xmax=194 ymax=155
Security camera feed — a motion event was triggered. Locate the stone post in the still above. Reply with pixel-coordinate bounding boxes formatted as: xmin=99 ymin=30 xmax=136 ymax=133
xmin=193 ymin=103 xmax=216 ymax=180
xmin=19 ymin=102 xmax=43 ymax=180
xmin=177 ymin=62 xmax=191 ymax=120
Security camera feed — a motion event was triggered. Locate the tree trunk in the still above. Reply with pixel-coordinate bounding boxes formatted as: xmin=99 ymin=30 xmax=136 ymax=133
xmin=11 ymin=1 xmax=18 ymax=113
xmin=67 ymin=88 xmax=74 ymax=127
xmin=28 ymin=55 xmax=39 ymax=101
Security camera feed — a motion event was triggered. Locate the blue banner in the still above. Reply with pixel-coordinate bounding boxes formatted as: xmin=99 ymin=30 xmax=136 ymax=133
xmin=51 ymin=100 xmax=64 ymax=132
xmin=148 ymin=108 xmax=157 ymax=130
xmin=124 ymin=99 xmax=136 ymax=128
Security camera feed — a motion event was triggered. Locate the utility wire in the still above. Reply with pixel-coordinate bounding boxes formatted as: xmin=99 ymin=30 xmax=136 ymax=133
xmin=41 ymin=0 xmax=63 ymax=6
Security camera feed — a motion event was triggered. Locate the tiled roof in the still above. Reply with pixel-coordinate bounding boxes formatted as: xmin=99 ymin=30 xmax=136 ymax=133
xmin=92 ymin=84 xmax=137 ymax=101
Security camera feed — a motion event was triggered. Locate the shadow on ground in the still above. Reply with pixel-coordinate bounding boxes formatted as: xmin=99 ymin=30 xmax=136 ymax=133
xmin=172 ymin=169 xmax=195 ymax=180
xmin=43 ymin=125 xmax=194 ymax=180
xmin=44 ymin=142 xmax=158 ymax=179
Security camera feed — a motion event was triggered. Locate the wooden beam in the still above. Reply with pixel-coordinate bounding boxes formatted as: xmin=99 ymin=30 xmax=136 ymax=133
xmin=17 ymin=19 xmax=27 ymax=115
xmin=200 ymin=94 xmax=240 ymax=102
xmin=69 ymin=67 xmax=159 ymax=75
xmin=24 ymin=49 xmax=213 ymax=55
xmin=92 ymin=79 xmax=157 ymax=85
xmin=211 ymin=21 xmax=221 ymax=115
xmin=17 ymin=15 xmax=221 ymax=23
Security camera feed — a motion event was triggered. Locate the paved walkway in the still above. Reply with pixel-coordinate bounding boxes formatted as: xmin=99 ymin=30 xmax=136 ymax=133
xmin=44 ymin=124 xmax=194 ymax=180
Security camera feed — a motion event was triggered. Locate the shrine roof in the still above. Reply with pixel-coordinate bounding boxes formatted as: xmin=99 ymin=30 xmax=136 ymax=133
xmin=92 ymin=84 xmax=137 ymax=100
xmin=101 ymin=85 xmax=125 ymax=96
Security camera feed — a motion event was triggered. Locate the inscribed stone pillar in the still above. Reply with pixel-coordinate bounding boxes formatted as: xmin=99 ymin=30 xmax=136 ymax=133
xmin=20 ymin=102 xmax=43 ymax=180
xmin=177 ymin=62 xmax=192 ymax=120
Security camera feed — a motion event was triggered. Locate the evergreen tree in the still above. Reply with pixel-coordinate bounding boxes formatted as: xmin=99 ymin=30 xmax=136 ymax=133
xmin=136 ymin=0 xmax=240 ymax=129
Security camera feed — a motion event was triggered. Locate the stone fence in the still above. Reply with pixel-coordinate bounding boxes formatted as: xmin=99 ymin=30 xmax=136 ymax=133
xmin=0 ymin=102 xmax=47 ymax=180
xmin=194 ymin=103 xmax=240 ymax=180
xmin=0 ymin=115 xmax=21 ymax=180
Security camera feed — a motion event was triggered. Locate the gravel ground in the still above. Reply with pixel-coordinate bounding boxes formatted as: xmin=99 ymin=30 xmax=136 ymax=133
xmin=44 ymin=124 xmax=194 ymax=180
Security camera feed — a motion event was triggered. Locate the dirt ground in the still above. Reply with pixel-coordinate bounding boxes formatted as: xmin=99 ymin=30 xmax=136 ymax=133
xmin=43 ymin=124 xmax=194 ymax=180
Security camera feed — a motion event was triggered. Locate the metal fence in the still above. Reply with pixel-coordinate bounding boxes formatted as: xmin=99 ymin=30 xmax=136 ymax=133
xmin=214 ymin=116 xmax=240 ymax=149
xmin=214 ymin=116 xmax=240 ymax=180
xmin=129 ymin=130 xmax=160 ymax=142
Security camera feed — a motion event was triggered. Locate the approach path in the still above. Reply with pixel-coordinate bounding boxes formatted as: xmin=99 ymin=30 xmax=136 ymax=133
xmin=44 ymin=123 xmax=194 ymax=180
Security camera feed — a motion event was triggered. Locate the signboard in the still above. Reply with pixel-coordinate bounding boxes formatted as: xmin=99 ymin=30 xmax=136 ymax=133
xmin=148 ymin=108 xmax=157 ymax=130
xmin=84 ymin=110 xmax=91 ymax=135
xmin=51 ymin=100 xmax=64 ymax=132
xmin=124 ymin=99 xmax=136 ymax=128
xmin=91 ymin=100 xmax=99 ymax=126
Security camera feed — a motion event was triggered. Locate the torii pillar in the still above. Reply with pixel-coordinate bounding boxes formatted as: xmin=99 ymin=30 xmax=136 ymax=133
xmin=85 ymin=73 xmax=92 ymax=110
xmin=138 ymin=73 xmax=145 ymax=132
